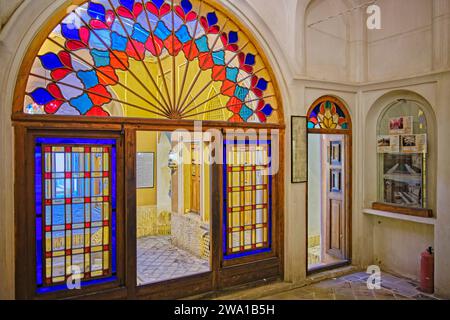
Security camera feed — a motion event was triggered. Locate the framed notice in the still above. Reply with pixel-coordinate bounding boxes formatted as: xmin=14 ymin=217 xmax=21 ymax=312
xmin=377 ymin=135 xmax=400 ymax=153
xmin=136 ymin=152 xmax=155 ymax=188
xmin=389 ymin=116 xmax=413 ymax=135
xmin=291 ymin=116 xmax=308 ymax=183
xmin=401 ymin=134 xmax=427 ymax=154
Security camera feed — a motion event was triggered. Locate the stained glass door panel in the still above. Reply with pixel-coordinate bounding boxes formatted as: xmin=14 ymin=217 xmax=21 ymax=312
xmin=35 ymin=137 xmax=117 ymax=293
xmin=223 ymin=140 xmax=272 ymax=259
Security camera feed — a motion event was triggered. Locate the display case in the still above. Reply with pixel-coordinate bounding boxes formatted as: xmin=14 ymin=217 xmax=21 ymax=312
xmin=373 ymin=99 xmax=432 ymax=217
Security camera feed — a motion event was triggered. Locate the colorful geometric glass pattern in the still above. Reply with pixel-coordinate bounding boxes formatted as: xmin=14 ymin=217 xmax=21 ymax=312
xmin=35 ymin=137 xmax=117 ymax=293
xmin=223 ymin=140 xmax=272 ymax=259
xmin=307 ymin=99 xmax=350 ymax=130
xmin=24 ymin=0 xmax=279 ymax=123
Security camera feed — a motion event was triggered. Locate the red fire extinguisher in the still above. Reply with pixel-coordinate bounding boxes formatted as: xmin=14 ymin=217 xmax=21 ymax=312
xmin=420 ymin=247 xmax=434 ymax=294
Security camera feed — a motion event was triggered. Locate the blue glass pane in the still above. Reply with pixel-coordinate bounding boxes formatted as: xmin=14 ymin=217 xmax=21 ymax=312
xmin=261 ymin=104 xmax=273 ymax=116
xmin=234 ymin=86 xmax=249 ymax=101
xmin=45 ymin=206 xmax=52 ymax=226
xmin=61 ymin=23 xmax=81 ymax=41
xmin=53 ymin=179 xmax=65 ymax=199
xmin=212 ymin=51 xmax=225 ymax=65
xmin=39 ymin=53 xmax=64 ymax=70
xmin=52 ymin=205 xmax=65 ymax=225
xmin=195 ymin=36 xmax=209 ymax=52
xmin=70 ymin=93 xmax=94 ymax=114
xmin=120 ymin=0 xmax=135 ymax=12
xmin=91 ymin=49 xmax=110 ymax=67
xmin=88 ymin=29 xmax=111 ymax=50
xmin=152 ymin=0 xmax=164 ymax=9
xmin=245 ymin=54 xmax=256 ymax=66
xmin=30 ymin=88 xmax=54 ymax=105
xmin=239 ymin=105 xmax=253 ymax=121
xmin=111 ymin=32 xmax=127 ymax=51
xmin=226 ymin=68 xmax=239 ymax=82
xmin=175 ymin=25 xmax=191 ymax=44
xmin=207 ymin=12 xmax=218 ymax=26
xmin=229 ymin=31 xmax=238 ymax=44
xmin=87 ymin=2 xmax=106 ymax=22
xmin=72 ymin=153 xmax=83 ymax=172
xmin=256 ymin=78 xmax=268 ymax=91
xmin=77 ymin=70 xmax=99 ymax=89
xmin=131 ymin=23 xmax=150 ymax=43
xmin=154 ymin=21 xmax=171 ymax=41
xmin=72 ymin=178 xmax=84 ymax=198
xmin=181 ymin=0 xmax=193 ymax=13
xmin=72 ymin=204 xmax=85 ymax=223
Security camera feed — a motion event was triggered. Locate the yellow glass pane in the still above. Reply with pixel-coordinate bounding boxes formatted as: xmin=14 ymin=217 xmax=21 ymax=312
xmin=103 ymin=251 xmax=109 ymax=270
xmin=103 ymin=178 xmax=109 ymax=196
xmin=103 ymin=226 xmax=109 ymax=245
xmin=103 ymin=203 xmax=109 ymax=220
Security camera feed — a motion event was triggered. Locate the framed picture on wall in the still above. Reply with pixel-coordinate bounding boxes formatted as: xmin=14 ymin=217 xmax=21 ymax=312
xmin=291 ymin=116 xmax=308 ymax=183
xmin=136 ymin=152 xmax=155 ymax=188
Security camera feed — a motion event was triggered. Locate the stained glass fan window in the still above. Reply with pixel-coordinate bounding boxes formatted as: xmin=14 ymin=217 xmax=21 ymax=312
xmin=35 ymin=138 xmax=117 ymax=293
xmin=24 ymin=0 xmax=279 ymax=123
xmin=307 ymin=98 xmax=350 ymax=130
xmin=223 ymin=140 xmax=271 ymax=259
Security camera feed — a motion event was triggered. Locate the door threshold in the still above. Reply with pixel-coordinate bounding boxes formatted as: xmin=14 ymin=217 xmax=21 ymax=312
xmin=307 ymin=261 xmax=351 ymax=276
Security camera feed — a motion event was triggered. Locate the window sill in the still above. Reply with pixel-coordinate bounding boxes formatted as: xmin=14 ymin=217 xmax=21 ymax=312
xmin=363 ymin=208 xmax=436 ymax=225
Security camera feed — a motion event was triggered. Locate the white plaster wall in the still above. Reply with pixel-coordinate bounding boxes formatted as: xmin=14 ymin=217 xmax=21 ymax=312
xmin=0 ymin=0 xmax=24 ymax=29
xmin=242 ymin=0 xmax=298 ymax=71
xmin=367 ymin=0 xmax=433 ymax=81
xmin=373 ymin=218 xmax=434 ymax=280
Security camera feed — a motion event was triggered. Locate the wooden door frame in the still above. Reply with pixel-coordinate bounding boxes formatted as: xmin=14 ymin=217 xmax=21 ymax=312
xmin=306 ymin=130 xmax=352 ymax=275
xmin=13 ymin=119 xmax=284 ymax=299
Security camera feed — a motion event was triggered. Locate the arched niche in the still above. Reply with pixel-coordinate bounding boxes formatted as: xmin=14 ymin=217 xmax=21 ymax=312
xmin=364 ymin=90 xmax=437 ymax=214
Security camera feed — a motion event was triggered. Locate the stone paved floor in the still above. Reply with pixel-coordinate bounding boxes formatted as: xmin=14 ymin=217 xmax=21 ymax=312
xmin=137 ymin=236 xmax=210 ymax=286
xmin=261 ymin=272 xmax=438 ymax=300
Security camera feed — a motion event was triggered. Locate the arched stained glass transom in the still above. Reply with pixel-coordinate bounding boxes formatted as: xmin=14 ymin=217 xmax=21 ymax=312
xmin=23 ymin=0 xmax=280 ymax=124
xmin=307 ymin=96 xmax=351 ymax=130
